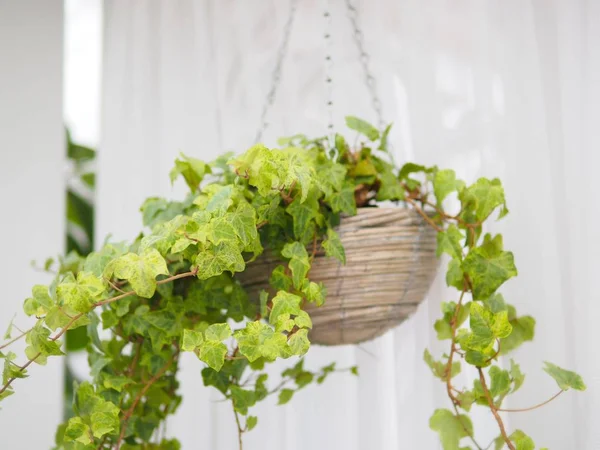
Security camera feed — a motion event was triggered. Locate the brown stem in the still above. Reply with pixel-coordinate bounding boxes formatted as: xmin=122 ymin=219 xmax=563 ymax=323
xmin=105 ymin=278 xmax=127 ymax=294
xmin=478 ymin=367 xmax=515 ymax=450
xmin=232 ymin=401 xmax=243 ymax=450
xmin=497 ymin=390 xmax=564 ymax=413
xmin=310 ymin=232 xmax=318 ymax=261
xmin=115 ymin=350 xmax=179 ymax=449
xmin=405 ymin=198 xmax=443 ymax=232
xmin=0 ymin=270 xmax=198 ymax=396
xmin=0 ymin=326 xmax=32 ymax=350
xmin=126 ymin=340 xmax=143 ymax=377
xmin=452 ymin=402 xmax=483 ymax=450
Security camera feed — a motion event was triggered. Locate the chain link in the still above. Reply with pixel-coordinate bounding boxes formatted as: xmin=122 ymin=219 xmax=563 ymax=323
xmin=254 ymin=0 xmax=299 ymax=144
xmin=324 ymin=1 xmax=334 ymax=138
xmin=345 ymin=0 xmax=385 ymax=130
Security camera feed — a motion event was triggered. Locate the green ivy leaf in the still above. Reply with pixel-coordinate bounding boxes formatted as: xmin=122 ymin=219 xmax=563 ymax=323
xmin=294 ymin=310 xmax=312 ymax=329
xmin=286 ymin=197 xmax=320 ymax=239
xmin=509 ymin=430 xmax=536 ymax=450
xmin=456 ymin=391 xmax=475 ymax=412
xmin=278 ymin=388 xmax=295 ymax=405
xmin=57 ymin=272 xmax=105 ymax=313
xmin=460 ymin=302 xmax=511 ymax=354
xmin=64 ymin=416 xmax=92 ymax=445
xmin=322 ymin=228 xmax=346 ymax=264
xmin=378 ymin=123 xmax=392 ymax=152
xmin=234 ymin=321 xmax=287 ymax=363
xmin=423 ymin=349 xmax=460 ymax=381
xmin=25 ymin=322 xmax=64 ymax=365
xmin=434 ymin=169 xmax=465 ymax=204
xmin=170 ymin=153 xmax=210 ymax=192
xmin=434 ymin=301 xmax=469 ymax=340
xmin=543 ymin=362 xmax=586 ymax=391
xmin=198 ymin=340 xmax=228 ymax=372
xmin=500 ymin=314 xmax=535 ymax=354
xmin=24 ymin=285 xmax=54 ymax=317
xmin=462 ymin=240 xmax=517 ymax=300
xmin=2 ymin=352 xmax=27 ymax=384
xmin=510 ymin=359 xmax=525 ymax=393
xmin=281 ymin=242 xmax=310 ymax=289
xmin=181 ymin=329 xmax=204 ymax=352
xmin=230 ymin=386 xmax=256 ymax=415
xmin=429 ymin=408 xmax=473 ymax=450
xmin=270 ymin=266 xmax=292 ymax=291
xmin=302 ymin=281 xmax=327 ymax=306
xmin=269 ymin=291 xmax=302 ymax=324
xmin=288 ymin=329 xmax=310 ymax=356
xmin=436 ymin=225 xmax=464 ymax=261
xmin=459 ymin=178 xmax=506 ymax=222
xmin=328 ymin=184 xmax=356 ymax=215
xmin=103 ymin=375 xmax=131 ymax=392
xmin=205 ymin=323 xmax=232 ymax=341
xmin=110 ymin=249 xmax=169 ymax=298
xmin=195 ymin=241 xmax=245 ymax=280
xmin=488 ymin=365 xmax=511 ymax=400
xmin=246 ymin=416 xmax=258 ymax=431
xmin=90 ymin=400 xmax=120 ymax=438
xmin=229 ymin=202 xmax=258 ymax=247
xmin=345 ymin=116 xmax=380 ymax=141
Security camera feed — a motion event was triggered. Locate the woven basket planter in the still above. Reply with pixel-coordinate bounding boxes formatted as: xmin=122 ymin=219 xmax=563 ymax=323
xmin=238 ymin=207 xmax=439 ymax=346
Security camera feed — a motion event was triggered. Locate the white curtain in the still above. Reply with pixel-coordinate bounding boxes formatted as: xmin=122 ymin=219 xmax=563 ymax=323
xmin=99 ymin=1 xmax=600 ymax=449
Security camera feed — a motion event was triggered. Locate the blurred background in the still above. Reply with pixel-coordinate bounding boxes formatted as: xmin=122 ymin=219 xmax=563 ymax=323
xmin=0 ymin=0 xmax=599 ymax=448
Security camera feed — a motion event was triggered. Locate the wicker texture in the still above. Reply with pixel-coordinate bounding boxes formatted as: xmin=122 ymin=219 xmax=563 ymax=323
xmin=238 ymin=207 xmax=438 ymax=345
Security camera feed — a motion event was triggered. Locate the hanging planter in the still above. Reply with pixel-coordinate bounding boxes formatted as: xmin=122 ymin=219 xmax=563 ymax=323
xmin=239 ymin=207 xmax=438 ymax=345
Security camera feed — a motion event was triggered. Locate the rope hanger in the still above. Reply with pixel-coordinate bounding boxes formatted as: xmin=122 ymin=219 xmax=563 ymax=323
xmin=254 ymin=0 xmax=385 ymax=144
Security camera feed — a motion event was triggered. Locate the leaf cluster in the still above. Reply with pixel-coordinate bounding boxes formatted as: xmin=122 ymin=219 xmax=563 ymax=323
xmin=0 ymin=117 xmax=585 ymax=450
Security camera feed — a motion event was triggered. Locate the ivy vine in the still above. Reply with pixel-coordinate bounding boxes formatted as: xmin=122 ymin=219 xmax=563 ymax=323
xmin=0 ymin=117 xmax=585 ymax=450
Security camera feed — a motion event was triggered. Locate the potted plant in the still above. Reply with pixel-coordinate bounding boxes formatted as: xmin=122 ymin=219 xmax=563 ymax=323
xmin=0 ymin=118 xmax=585 ymax=450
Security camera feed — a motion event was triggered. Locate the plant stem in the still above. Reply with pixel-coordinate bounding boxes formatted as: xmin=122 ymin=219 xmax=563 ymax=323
xmin=0 ymin=270 xmax=198 ymax=397
xmin=497 ymin=390 xmax=564 ymax=413
xmin=478 ymin=367 xmax=515 ymax=450
xmin=232 ymin=401 xmax=243 ymax=450
xmin=405 ymin=198 xmax=443 ymax=232
xmin=115 ymin=350 xmax=179 ymax=449
xmin=0 ymin=326 xmax=32 ymax=350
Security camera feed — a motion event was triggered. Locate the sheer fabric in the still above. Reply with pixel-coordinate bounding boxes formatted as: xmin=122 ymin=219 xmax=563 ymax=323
xmin=99 ymin=1 xmax=600 ymax=448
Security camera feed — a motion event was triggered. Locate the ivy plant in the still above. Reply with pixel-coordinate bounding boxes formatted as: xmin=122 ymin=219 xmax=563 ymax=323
xmin=0 ymin=117 xmax=585 ymax=450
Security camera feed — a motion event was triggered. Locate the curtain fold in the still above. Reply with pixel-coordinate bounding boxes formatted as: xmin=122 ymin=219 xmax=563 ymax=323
xmin=99 ymin=1 xmax=599 ymax=448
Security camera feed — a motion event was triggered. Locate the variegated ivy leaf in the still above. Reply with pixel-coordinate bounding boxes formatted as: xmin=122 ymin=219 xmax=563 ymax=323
xmin=170 ymin=152 xmax=210 ymax=192
xmin=434 ymin=169 xmax=465 ymax=205
xmin=56 ymin=271 xmax=105 ymax=313
xmin=108 ymin=248 xmax=169 ymax=298
xmin=281 ymin=242 xmax=310 ymax=289
xmin=436 ymin=225 xmax=465 ymax=261
xmin=23 ymin=284 xmax=54 ymax=317
xmin=462 ymin=234 xmax=517 ymax=300
xmin=429 ymin=408 xmax=473 ymax=450
xmin=543 ymin=362 xmax=586 ymax=391
xmin=195 ymin=241 xmax=245 ymax=280
xmin=322 ymin=228 xmax=346 ymax=264
xmin=459 ymin=177 xmax=508 ymax=222
xmin=345 ymin=116 xmax=379 ymax=141
xmin=234 ymin=321 xmax=290 ymax=363
xmin=269 ymin=291 xmax=302 ymax=325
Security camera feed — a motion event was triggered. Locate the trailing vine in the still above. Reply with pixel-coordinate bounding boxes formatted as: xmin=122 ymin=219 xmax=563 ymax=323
xmin=0 ymin=117 xmax=585 ymax=449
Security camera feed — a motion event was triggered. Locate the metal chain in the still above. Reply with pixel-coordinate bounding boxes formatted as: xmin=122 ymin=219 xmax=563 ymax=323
xmin=324 ymin=0 xmax=334 ymax=138
xmin=345 ymin=0 xmax=385 ymax=130
xmin=254 ymin=0 xmax=299 ymax=144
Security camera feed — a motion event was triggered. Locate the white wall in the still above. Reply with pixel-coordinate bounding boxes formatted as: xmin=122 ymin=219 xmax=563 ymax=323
xmin=0 ymin=0 xmax=65 ymax=447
